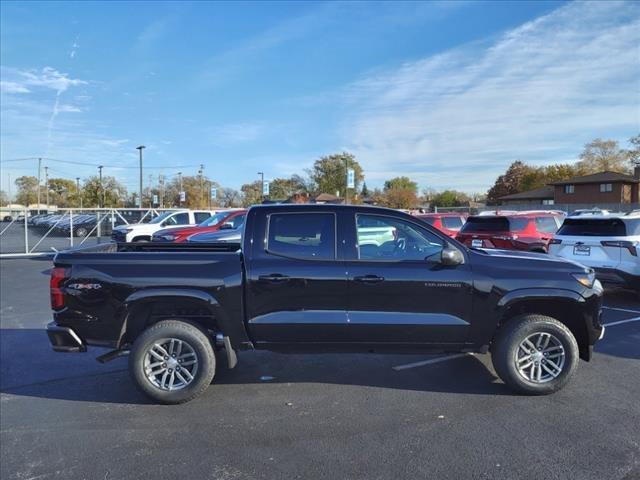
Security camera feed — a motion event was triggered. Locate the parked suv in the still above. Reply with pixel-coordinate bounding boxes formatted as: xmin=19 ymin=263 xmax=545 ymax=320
xmin=549 ymin=213 xmax=639 ymax=295
xmin=152 ymin=209 xmax=246 ymax=243
xmin=415 ymin=213 xmax=466 ymax=237
xmin=456 ymin=212 xmax=563 ymax=253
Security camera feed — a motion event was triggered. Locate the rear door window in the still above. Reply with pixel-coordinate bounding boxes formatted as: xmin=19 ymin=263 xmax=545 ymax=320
xmin=194 ymin=212 xmax=212 ymax=224
xmin=267 ymin=213 xmax=336 ymax=260
xmin=534 ymin=217 xmax=559 ymax=234
xmin=442 ymin=216 xmax=464 ymax=230
xmin=557 ymin=219 xmax=627 ymax=236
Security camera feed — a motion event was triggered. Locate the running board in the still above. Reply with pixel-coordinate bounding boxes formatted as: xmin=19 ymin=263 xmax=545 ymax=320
xmin=96 ymin=349 xmax=130 ymax=363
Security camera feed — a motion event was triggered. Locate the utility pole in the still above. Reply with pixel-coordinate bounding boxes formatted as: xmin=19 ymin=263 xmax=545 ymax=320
xmin=258 ymin=171 xmax=264 ymax=203
xmin=344 ymin=157 xmax=349 ymax=205
xmin=136 ymin=145 xmax=145 ymax=208
xmin=37 ymin=157 xmax=42 ymax=212
xmin=148 ymin=174 xmax=153 ymax=207
xmin=98 ymin=165 xmax=104 ymax=208
xmin=178 ymin=172 xmax=183 ymax=207
xmin=76 ymin=177 xmax=82 ymax=208
xmin=44 ymin=166 xmax=49 ymax=208
xmin=199 ymin=164 xmax=204 ymax=209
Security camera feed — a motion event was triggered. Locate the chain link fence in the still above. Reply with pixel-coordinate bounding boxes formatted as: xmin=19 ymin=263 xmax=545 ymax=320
xmin=0 ymin=208 xmax=173 ymax=256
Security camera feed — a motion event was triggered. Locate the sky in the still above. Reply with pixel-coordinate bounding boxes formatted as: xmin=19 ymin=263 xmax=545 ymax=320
xmin=1 ymin=0 xmax=639 ymax=197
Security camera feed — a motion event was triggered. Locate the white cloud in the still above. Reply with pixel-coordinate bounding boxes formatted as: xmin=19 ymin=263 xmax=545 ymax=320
xmin=0 ymin=81 xmax=30 ymax=94
xmin=207 ymin=122 xmax=269 ymax=146
xmin=56 ymin=104 xmax=82 ymax=113
xmin=339 ymin=1 xmax=640 ymax=192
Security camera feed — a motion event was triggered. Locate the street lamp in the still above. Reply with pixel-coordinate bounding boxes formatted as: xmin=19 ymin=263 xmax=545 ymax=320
xmin=136 ymin=146 xmax=145 ymax=208
xmin=258 ymin=171 xmax=264 ymax=203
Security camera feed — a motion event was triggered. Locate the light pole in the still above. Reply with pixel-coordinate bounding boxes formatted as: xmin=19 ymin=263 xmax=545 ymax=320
xmin=37 ymin=157 xmax=42 ymax=212
xmin=76 ymin=177 xmax=82 ymax=208
xmin=98 ymin=165 xmax=104 ymax=208
xmin=258 ymin=171 xmax=264 ymax=203
xmin=136 ymin=146 xmax=145 ymax=208
xmin=44 ymin=166 xmax=49 ymax=208
xmin=344 ymin=157 xmax=349 ymax=205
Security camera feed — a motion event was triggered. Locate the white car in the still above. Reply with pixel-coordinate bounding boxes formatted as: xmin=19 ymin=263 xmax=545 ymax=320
xmin=112 ymin=210 xmax=217 ymax=242
xmin=549 ymin=213 xmax=640 ymax=296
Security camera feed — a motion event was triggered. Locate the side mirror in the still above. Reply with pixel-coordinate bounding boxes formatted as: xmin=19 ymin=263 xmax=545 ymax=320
xmin=440 ymin=247 xmax=464 ymax=266
xmin=220 ymin=222 xmax=234 ymax=230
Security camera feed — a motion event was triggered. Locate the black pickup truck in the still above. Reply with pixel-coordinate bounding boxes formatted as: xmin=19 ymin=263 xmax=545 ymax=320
xmin=47 ymin=204 xmax=604 ymax=403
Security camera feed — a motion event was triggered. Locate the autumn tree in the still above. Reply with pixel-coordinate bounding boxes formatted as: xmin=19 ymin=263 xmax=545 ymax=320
xmin=486 ymin=161 xmax=534 ymax=203
xmin=382 ymin=176 xmax=418 ymax=209
xmin=240 ymin=181 xmax=262 ymax=207
xmin=626 ymin=134 xmax=640 ymax=166
xmin=14 ymin=176 xmax=40 ymax=206
xmin=308 ymin=152 xmax=364 ymax=198
xmin=577 ymin=138 xmax=630 ymax=174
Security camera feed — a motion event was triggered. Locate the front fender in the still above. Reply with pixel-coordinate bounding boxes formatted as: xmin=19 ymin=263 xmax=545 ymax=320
xmin=497 ymin=288 xmax=585 ymax=311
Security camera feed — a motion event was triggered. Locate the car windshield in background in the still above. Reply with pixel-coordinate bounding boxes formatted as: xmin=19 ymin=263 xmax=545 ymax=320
xmin=460 ymin=216 xmax=527 ymax=232
xmin=200 ymin=212 xmax=230 ymax=226
xmin=149 ymin=212 xmax=175 ymax=224
xmin=556 ymin=218 xmax=628 ymax=236
xmin=418 ymin=217 xmax=436 ymax=226
xmin=442 ymin=217 xmax=464 ymax=230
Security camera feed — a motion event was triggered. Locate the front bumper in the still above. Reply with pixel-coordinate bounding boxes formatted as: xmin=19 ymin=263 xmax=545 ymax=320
xmin=47 ymin=322 xmax=86 ymax=352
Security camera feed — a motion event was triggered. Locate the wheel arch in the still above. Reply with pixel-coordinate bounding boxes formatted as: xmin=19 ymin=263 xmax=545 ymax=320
xmin=496 ymin=289 xmax=591 ymax=361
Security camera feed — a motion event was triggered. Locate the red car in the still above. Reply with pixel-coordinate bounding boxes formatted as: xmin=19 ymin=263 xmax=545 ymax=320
xmin=456 ymin=212 xmax=563 ymax=253
xmin=415 ymin=213 xmax=467 ymax=237
xmin=152 ymin=209 xmax=247 ymax=243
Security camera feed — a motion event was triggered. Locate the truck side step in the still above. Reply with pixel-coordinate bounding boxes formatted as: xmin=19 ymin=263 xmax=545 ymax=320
xmin=96 ymin=349 xmax=130 ymax=363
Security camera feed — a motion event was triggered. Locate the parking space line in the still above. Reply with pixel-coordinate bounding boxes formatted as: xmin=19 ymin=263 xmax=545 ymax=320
xmin=603 ymin=317 xmax=640 ymax=327
xmin=603 ymin=306 xmax=640 ymax=315
xmin=393 ymin=353 xmax=473 ymax=371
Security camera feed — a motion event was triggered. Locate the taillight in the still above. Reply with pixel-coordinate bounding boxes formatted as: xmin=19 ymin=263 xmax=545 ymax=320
xmin=549 ymin=238 xmax=562 ymax=245
xmin=601 ymin=240 xmax=638 ymax=257
xmin=50 ymin=267 xmax=68 ymax=310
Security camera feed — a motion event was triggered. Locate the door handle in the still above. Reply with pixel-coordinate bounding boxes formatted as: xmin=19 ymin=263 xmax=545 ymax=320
xmin=258 ymin=274 xmax=290 ymax=283
xmin=354 ymin=275 xmax=384 ymax=284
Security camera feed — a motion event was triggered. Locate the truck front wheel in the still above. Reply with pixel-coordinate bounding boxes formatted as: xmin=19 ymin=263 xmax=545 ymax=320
xmin=129 ymin=320 xmax=216 ymax=404
xmin=491 ymin=314 xmax=579 ymax=395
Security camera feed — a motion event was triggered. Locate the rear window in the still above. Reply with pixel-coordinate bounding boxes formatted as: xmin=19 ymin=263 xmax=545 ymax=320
xmin=267 ymin=213 xmax=336 ymax=260
xmin=442 ymin=217 xmax=464 ymax=230
xmin=460 ymin=217 xmax=528 ymax=233
xmin=535 ymin=216 xmax=559 ymax=234
xmin=418 ymin=217 xmax=436 ymax=226
xmin=557 ymin=218 xmax=627 ymax=237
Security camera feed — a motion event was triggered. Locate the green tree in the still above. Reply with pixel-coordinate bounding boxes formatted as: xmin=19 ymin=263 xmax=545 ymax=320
xmin=308 ymin=152 xmax=364 ymax=198
xmin=382 ymin=176 xmax=418 ymax=209
xmin=240 ymin=181 xmax=263 ymax=207
xmin=361 ymin=182 xmax=370 ymax=197
xmin=269 ymin=176 xmax=308 ymax=199
xmin=46 ymin=178 xmax=77 ymax=207
xmin=384 ymin=176 xmax=418 ymax=192
xmin=431 ymin=190 xmax=470 ymax=208
xmin=82 ymin=175 xmax=128 ymax=208
xmin=14 ymin=176 xmax=39 ymax=206
xmin=577 ymin=138 xmax=630 ymax=174
xmin=486 ymin=160 xmax=534 ymax=203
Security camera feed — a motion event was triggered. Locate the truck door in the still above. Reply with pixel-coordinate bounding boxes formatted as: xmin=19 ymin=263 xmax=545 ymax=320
xmin=245 ymin=210 xmax=348 ymax=348
xmin=344 ymin=212 xmax=473 ymax=348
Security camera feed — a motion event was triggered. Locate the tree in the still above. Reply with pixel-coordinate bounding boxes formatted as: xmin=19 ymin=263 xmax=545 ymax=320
xmin=486 ymin=161 xmax=533 ymax=203
xmin=162 ymin=175 xmax=215 ymax=209
xmin=384 ymin=176 xmax=418 ymax=192
xmin=14 ymin=176 xmax=39 ymax=206
xmin=82 ymin=175 xmax=127 ymax=208
xmin=626 ymin=134 xmax=640 ymax=166
xmin=382 ymin=176 xmax=418 ymax=209
xmin=269 ymin=176 xmax=308 ymax=200
xmin=0 ymin=190 xmax=8 ymax=206
xmin=47 ymin=178 xmax=77 ymax=207
xmin=361 ymin=182 xmax=369 ymax=198
xmin=308 ymin=152 xmax=364 ymax=198
xmin=520 ymin=164 xmax=579 ymax=192
xmin=240 ymin=181 xmax=262 ymax=207
xmin=577 ymin=138 xmax=630 ymax=174
xmin=218 ymin=188 xmax=242 ymax=208
xmin=431 ymin=190 xmax=470 ymax=208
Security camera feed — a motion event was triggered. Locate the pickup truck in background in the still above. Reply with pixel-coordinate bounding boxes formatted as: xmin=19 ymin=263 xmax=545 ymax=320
xmin=47 ymin=204 xmax=604 ymax=404
xmin=111 ymin=209 xmax=217 ymax=243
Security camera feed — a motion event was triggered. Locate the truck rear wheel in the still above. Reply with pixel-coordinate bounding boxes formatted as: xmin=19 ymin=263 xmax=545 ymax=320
xmin=129 ymin=320 xmax=216 ymax=404
xmin=491 ymin=314 xmax=579 ymax=395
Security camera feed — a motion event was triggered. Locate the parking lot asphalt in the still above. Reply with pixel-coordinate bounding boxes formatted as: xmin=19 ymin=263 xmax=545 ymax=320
xmin=1 ymin=257 xmax=639 ymax=480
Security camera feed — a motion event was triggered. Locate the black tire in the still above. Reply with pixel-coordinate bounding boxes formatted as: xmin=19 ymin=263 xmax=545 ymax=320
xmin=129 ymin=320 xmax=216 ymax=404
xmin=491 ymin=314 xmax=579 ymax=395
xmin=75 ymin=227 xmax=88 ymax=238
xmin=133 ymin=236 xmax=150 ymax=242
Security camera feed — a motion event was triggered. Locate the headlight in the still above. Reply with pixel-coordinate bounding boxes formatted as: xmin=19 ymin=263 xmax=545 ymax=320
xmin=571 ymin=270 xmax=596 ymax=288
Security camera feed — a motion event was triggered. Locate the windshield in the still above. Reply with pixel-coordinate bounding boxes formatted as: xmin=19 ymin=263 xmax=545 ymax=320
xmin=149 ymin=212 xmax=176 ymax=224
xmin=199 ymin=211 xmax=232 ymax=227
